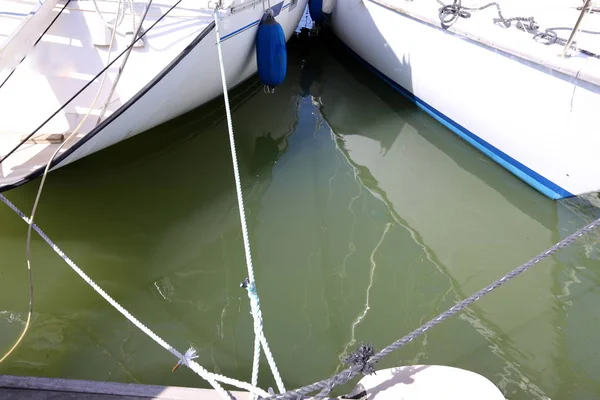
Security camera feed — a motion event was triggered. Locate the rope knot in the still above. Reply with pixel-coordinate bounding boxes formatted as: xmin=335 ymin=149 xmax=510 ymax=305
xmin=439 ymin=0 xmax=471 ymax=29
xmin=343 ymin=343 xmax=376 ymax=376
xmin=534 ymin=29 xmax=560 ymax=46
xmin=173 ymin=347 xmax=198 ymax=372
xmin=241 ymin=277 xmax=257 ymax=296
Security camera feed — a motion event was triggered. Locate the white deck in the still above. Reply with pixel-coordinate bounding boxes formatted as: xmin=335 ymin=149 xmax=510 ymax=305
xmin=371 ymin=0 xmax=600 ymax=84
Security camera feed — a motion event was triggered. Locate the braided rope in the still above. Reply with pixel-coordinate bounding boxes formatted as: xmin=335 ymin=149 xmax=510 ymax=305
xmin=213 ymin=8 xmax=286 ymax=395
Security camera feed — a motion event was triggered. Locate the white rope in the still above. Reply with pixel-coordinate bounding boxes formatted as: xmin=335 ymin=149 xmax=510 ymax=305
xmin=91 ymin=0 xmax=135 ymax=33
xmin=0 ymin=193 xmax=270 ymax=399
xmin=213 ymin=8 xmax=286 ymax=395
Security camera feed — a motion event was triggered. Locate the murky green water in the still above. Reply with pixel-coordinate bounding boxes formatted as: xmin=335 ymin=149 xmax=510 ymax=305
xmin=2 ymin=27 xmax=600 ymax=399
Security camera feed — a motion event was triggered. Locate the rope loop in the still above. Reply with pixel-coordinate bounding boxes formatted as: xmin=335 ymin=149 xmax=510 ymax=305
xmin=439 ymin=0 xmax=471 ymax=28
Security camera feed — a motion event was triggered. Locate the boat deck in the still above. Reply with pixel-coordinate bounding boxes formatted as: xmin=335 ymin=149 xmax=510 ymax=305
xmin=370 ymin=0 xmax=600 ymax=85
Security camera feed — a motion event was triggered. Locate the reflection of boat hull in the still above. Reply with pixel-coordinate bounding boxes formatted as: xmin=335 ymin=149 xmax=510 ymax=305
xmin=316 ymin=42 xmax=577 ymax=397
xmin=0 ymin=0 xmax=307 ymax=192
xmin=329 ymin=0 xmax=600 ymax=200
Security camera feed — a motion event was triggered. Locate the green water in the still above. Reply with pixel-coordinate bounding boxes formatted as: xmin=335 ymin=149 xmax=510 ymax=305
xmin=2 ymin=31 xmax=600 ymax=399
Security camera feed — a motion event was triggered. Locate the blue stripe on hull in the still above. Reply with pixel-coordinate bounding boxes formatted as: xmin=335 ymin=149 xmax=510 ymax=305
xmin=334 ymin=38 xmax=573 ymax=200
xmin=221 ymin=1 xmax=288 ymax=42
xmin=221 ymin=20 xmax=260 ymax=41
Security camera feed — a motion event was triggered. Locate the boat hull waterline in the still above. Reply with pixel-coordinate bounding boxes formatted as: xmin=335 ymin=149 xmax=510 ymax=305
xmin=0 ymin=0 xmax=308 ymax=192
xmin=329 ymin=0 xmax=600 ymax=200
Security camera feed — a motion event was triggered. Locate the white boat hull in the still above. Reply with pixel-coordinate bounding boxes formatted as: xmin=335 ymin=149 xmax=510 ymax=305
xmin=60 ymin=1 xmax=308 ymax=167
xmin=315 ymin=45 xmax=582 ymax=397
xmin=0 ymin=0 xmax=307 ymax=191
xmin=330 ymin=0 xmax=600 ymax=200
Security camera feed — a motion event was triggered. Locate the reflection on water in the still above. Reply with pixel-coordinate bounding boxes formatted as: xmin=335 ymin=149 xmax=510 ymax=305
xmin=1 ymin=21 xmax=600 ymax=400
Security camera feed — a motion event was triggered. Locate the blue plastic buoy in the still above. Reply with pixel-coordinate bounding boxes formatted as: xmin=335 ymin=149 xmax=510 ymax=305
xmin=256 ymin=11 xmax=287 ymax=91
xmin=308 ymin=0 xmax=325 ymax=23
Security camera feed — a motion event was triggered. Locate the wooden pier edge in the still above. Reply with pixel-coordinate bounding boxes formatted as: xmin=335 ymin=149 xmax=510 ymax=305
xmin=1 ymin=365 xmax=508 ymax=399
xmin=0 ymin=374 xmax=253 ymax=399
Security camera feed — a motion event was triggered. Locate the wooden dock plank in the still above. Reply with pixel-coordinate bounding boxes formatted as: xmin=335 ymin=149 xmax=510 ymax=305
xmin=0 ymin=375 xmax=251 ymax=399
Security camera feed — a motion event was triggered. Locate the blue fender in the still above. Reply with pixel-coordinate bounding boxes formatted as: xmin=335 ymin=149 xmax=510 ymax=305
xmin=308 ymin=0 xmax=325 ymax=23
xmin=256 ymin=12 xmax=287 ymax=89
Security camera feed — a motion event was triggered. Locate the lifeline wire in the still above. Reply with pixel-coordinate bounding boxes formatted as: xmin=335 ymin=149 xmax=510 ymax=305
xmin=0 ymin=0 xmax=185 ymax=165
xmin=213 ymin=7 xmax=286 ymax=395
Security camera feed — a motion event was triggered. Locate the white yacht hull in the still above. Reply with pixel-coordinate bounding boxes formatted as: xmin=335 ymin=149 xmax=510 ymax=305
xmin=0 ymin=0 xmax=307 ymax=191
xmin=329 ymin=0 xmax=600 ymax=200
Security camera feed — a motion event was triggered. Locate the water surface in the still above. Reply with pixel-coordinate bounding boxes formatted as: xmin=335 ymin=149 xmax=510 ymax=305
xmin=1 ymin=27 xmax=600 ymax=400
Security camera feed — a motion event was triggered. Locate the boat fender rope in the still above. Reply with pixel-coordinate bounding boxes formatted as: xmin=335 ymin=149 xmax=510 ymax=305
xmin=0 ymin=193 xmax=270 ymax=399
xmin=264 ymin=215 xmax=600 ymax=399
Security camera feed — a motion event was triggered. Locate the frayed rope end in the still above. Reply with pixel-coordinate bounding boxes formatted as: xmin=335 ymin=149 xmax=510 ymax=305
xmin=343 ymin=343 xmax=376 ymax=376
xmin=172 ymin=347 xmax=198 ymax=372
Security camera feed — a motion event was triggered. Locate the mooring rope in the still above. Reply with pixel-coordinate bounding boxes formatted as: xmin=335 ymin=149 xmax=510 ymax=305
xmin=437 ymin=0 xmax=538 ymax=30
xmin=213 ymin=7 xmax=286 ymax=396
xmin=264 ymin=215 xmax=600 ymax=399
xmin=0 ymin=193 xmax=270 ymax=399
